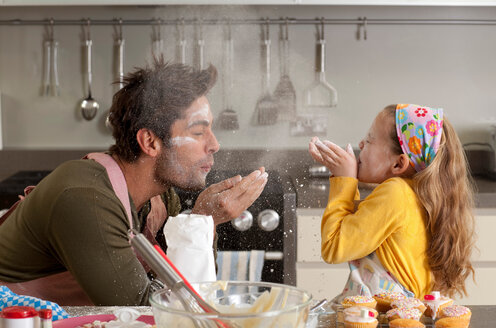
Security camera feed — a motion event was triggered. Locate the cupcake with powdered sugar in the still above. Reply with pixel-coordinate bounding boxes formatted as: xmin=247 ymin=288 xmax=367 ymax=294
xmin=391 ymin=298 xmax=427 ymax=314
xmin=386 ymin=307 xmax=423 ymax=322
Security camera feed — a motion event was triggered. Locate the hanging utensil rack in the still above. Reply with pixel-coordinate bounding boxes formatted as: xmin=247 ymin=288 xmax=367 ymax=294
xmin=2 ymin=17 xmax=496 ymax=27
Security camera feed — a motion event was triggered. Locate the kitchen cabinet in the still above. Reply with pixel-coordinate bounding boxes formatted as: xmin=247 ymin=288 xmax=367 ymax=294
xmin=3 ymin=0 xmax=496 ymax=5
xmin=296 ymin=208 xmax=496 ymax=305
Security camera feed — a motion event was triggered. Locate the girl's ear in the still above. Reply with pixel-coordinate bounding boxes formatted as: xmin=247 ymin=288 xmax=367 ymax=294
xmin=391 ymin=154 xmax=413 ymax=176
xmin=136 ymin=128 xmax=162 ymax=158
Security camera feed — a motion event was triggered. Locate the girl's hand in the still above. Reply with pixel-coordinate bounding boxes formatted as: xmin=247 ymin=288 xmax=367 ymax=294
xmin=308 ymin=137 xmax=358 ymax=178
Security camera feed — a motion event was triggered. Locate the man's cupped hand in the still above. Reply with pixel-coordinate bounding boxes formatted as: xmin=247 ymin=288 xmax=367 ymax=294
xmin=192 ymin=168 xmax=268 ymax=226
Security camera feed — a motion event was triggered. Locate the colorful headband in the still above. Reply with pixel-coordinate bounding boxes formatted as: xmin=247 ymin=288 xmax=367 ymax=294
xmin=395 ymin=104 xmax=443 ymax=172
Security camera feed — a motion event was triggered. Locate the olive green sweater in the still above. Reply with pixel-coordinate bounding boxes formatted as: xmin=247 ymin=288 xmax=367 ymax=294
xmin=0 ymin=159 xmax=181 ymax=305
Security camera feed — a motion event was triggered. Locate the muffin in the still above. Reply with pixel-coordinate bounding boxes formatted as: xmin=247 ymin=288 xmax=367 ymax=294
xmin=386 ymin=307 xmax=423 ymax=321
xmin=388 ymin=318 xmax=425 ymax=328
xmin=341 ymin=295 xmax=377 ymax=309
xmin=434 ymin=317 xmax=470 ymax=328
xmin=373 ymin=291 xmax=407 ymax=312
xmin=344 ymin=308 xmax=379 ymax=328
xmin=439 ymin=305 xmax=471 ymax=321
xmin=422 ymin=292 xmax=453 ymax=319
xmin=391 ymin=298 xmax=427 ymax=314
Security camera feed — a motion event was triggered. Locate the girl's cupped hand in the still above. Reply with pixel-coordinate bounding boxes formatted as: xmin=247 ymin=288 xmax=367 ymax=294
xmin=309 ymin=137 xmax=358 ymax=178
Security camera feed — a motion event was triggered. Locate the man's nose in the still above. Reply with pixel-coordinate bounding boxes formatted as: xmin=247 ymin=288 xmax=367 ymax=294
xmin=358 ymin=140 xmax=364 ymax=150
xmin=207 ymin=131 xmax=220 ymax=154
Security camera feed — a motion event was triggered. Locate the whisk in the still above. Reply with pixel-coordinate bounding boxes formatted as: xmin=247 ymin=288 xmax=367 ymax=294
xmin=128 ymin=230 xmax=232 ymax=328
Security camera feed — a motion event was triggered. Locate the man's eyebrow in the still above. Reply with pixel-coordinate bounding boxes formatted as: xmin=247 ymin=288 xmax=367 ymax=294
xmin=187 ymin=119 xmax=210 ymax=128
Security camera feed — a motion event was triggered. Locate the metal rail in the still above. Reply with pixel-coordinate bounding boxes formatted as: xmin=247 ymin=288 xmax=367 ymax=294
xmin=1 ymin=17 xmax=496 ymax=26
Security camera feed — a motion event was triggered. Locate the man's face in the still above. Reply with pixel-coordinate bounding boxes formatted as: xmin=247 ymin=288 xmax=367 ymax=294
xmin=155 ymin=96 xmax=220 ymax=190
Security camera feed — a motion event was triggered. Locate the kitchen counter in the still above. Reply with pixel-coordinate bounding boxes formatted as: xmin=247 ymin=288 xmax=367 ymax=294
xmin=294 ymin=175 xmax=496 ymax=209
xmin=62 ymin=305 xmax=496 ymax=327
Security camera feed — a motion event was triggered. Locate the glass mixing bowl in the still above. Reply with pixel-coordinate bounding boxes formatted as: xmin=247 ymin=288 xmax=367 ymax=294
xmin=149 ymin=280 xmax=312 ymax=328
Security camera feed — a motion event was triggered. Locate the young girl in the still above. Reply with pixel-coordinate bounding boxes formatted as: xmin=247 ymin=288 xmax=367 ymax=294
xmin=308 ymin=104 xmax=475 ymax=301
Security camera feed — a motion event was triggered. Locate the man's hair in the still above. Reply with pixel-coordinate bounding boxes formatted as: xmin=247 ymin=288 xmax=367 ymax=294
xmin=108 ymin=58 xmax=217 ymax=162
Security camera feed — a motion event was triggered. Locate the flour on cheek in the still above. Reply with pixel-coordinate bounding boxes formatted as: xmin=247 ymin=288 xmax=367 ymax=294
xmin=168 ymin=137 xmax=198 ymax=176
xmin=171 ymin=136 xmax=198 ymax=147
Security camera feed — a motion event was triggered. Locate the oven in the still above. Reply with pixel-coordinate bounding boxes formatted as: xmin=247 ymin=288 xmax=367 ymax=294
xmin=174 ymin=170 xmax=297 ymax=286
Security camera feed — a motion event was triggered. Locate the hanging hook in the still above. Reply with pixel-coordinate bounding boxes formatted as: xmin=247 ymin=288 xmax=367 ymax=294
xmin=284 ymin=17 xmax=289 ymax=41
xmin=152 ymin=17 xmax=162 ymax=41
xmin=197 ymin=18 xmax=203 ymax=40
xmin=363 ymin=16 xmax=368 ymax=40
xmin=357 ymin=17 xmax=368 ymax=41
xmin=264 ymin=17 xmax=270 ymax=41
xmin=180 ymin=17 xmax=185 ymax=41
xmin=83 ymin=18 xmax=91 ymax=41
xmin=114 ymin=18 xmax=123 ymax=41
xmin=227 ymin=18 xmax=232 ymax=40
xmin=157 ymin=18 xmax=162 ymax=40
xmin=320 ymin=17 xmax=325 ymax=40
xmin=47 ymin=18 xmax=54 ymax=41
xmin=356 ymin=17 xmax=362 ymax=40
xmin=118 ymin=18 xmax=123 ymax=41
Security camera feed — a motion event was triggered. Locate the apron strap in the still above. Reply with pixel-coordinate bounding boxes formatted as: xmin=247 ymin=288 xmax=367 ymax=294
xmin=84 ymin=153 xmax=133 ymax=229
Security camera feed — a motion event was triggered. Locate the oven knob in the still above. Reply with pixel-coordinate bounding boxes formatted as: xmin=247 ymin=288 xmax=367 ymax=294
xmin=231 ymin=210 xmax=253 ymax=231
xmin=257 ymin=209 xmax=280 ymax=232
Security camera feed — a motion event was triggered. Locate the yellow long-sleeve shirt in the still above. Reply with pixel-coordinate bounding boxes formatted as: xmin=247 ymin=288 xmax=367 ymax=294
xmin=321 ymin=176 xmax=432 ymax=298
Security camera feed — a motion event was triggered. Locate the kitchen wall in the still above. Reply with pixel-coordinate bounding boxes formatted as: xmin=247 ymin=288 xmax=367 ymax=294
xmin=1 ymin=5 xmax=496 ymax=150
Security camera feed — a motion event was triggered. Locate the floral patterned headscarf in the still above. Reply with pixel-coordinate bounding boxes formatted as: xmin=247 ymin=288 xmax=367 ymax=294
xmin=395 ymin=104 xmax=443 ymax=172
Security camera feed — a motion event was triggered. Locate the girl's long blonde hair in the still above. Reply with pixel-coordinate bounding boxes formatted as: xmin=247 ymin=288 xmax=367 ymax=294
xmin=384 ymin=105 xmax=476 ymax=298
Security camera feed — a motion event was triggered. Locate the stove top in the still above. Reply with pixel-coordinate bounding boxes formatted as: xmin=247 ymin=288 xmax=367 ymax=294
xmin=0 ymin=170 xmax=52 ymax=208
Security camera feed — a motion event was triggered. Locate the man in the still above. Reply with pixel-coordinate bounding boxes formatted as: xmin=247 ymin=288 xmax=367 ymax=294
xmin=0 ymin=60 xmax=267 ymax=305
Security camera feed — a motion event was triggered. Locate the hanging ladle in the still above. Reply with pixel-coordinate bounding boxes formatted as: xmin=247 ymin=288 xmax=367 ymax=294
xmin=80 ymin=18 xmax=99 ymax=121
